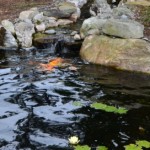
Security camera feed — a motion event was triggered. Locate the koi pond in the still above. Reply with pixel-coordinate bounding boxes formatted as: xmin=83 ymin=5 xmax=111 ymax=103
xmin=0 ymin=48 xmax=150 ymax=150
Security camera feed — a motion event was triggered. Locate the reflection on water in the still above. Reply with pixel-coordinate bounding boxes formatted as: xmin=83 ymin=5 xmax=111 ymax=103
xmin=0 ymin=50 xmax=150 ymax=150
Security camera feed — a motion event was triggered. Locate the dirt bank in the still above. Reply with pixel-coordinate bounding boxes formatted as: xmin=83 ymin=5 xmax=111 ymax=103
xmin=0 ymin=0 xmax=52 ymax=22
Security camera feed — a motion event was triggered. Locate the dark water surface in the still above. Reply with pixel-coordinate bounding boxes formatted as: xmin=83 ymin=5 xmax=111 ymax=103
xmin=0 ymin=49 xmax=150 ymax=150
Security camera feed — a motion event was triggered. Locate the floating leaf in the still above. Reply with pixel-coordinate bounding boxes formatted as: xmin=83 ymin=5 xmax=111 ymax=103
xmin=97 ymin=146 xmax=108 ymax=150
xmin=124 ymin=144 xmax=142 ymax=150
xmin=91 ymin=102 xmax=128 ymax=114
xmin=116 ymin=107 xmax=128 ymax=114
xmin=136 ymin=140 xmax=150 ymax=148
xmin=74 ymin=145 xmax=90 ymax=150
xmin=72 ymin=101 xmax=82 ymax=107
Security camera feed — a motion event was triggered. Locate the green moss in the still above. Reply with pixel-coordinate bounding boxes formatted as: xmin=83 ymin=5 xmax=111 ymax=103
xmin=33 ymin=33 xmax=48 ymax=40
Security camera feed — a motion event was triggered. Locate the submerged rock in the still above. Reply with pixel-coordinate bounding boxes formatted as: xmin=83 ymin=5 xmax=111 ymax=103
xmin=102 ymin=18 xmax=144 ymax=38
xmin=80 ymin=35 xmax=150 ymax=74
xmin=15 ymin=20 xmax=35 ymax=48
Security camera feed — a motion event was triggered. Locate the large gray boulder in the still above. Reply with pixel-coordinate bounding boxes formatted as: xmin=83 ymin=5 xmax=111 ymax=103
xmin=80 ymin=35 xmax=150 ymax=74
xmin=1 ymin=20 xmax=15 ymax=35
xmin=43 ymin=2 xmax=77 ymax=18
xmin=102 ymin=18 xmax=144 ymax=38
xmin=15 ymin=20 xmax=35 ymax=48
xmin=80 ymin=17 xmax=106 ymax=38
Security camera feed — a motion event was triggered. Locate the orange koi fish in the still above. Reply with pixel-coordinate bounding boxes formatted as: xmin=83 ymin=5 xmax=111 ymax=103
xmin=40 ymin=58 xmax=63 ymax=71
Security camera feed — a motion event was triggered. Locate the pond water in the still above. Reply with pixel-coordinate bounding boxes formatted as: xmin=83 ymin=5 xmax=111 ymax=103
xmin=0 ymin=48 xmax=150 ymax=150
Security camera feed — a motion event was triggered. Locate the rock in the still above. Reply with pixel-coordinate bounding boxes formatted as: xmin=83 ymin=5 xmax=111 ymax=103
xmin=67 ymin=0 xmax=87 ymax=8
xmin=70 ymin=7 xmax=81 ymax=22
xmin=0 ymin=26 xmax=18 ymax=48
xmin=35 ymin=23 xmax=46 ymax=32
xmin=80 ymin=35 xmax=150 ymax=74
xmin=70 ymin=13 xmax=79 ymax=22
xmin=57 ymin=19 xmax=73 ymax=26
xmin=33 ymin=12 xmax=46 ymax=24
xmin=102 ymin=18 xmax=144 ymax=38
xmin=74 ymin=34 xmax=81 ymax=40
xmin=4 ymin=31 xmax=18 ymax=48
xmin=19 ymin=8 xmax=39 ymax=20
xmin=1 ymin=20 xmax=15 ymax=35
xmin=113 ymin=5 xmax=135 ymax=19
xmin=80 ymin=17 xmax=106 ymax=38
xmin=45 ymin=29 xmax=56 ymax=34
xmin=43 ymin=2 xmax=77 ymax=19
xmin=91 ymin=0 xmax=112 ymax=19
xmin=71 ymin=31 xmax=78 ymax=36
xmin=87 ymin=29 xmax=100 ymax=35
xmin=15 ymin=20 xmax=35 ymax=48
xmin=58 ymin=2 xmax=77 ymax=18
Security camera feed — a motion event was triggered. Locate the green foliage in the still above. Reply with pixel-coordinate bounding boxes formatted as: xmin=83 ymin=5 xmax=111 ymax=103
xmin=124 ymin=140 xmax=150 ymax=150
xmin=91 ymin=102 xmax=128 ymax=114
xmin=74 ymin=145 xmax=90 ymax=150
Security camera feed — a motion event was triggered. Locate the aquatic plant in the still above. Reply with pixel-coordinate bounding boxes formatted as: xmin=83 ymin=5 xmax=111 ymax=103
xmin=74 ymin=145 xmax=108 ymax=150
xmin=72 ymin=101 xmax=83 ymax=107
xmin=74 ymin=145 xmax=90 ymax=150
xmin=97 ymin=146 xmax=108 ymax=150
xmin=91 ymin=102 xmax=128 ymax=114
xmin=124 ymin=140 xmax=150 ymax=150
xmin=68 ymin=136 xmax=80 ymax=145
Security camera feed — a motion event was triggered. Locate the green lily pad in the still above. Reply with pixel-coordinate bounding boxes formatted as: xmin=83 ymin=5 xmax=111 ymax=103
xmin=74 ymin=145 xmax=90 ymax=150
xmin=72 ymin=101 xmax=82 ymax=107
xmin=97 ymin=146 xmax=108 ymax=150
xmin=91 ymin=102 xmax=128 ymax=114
xmin=136 ymin=140 xmax=150 ymax=148
xmin=124 ymin=144 xmax=142 ymax=150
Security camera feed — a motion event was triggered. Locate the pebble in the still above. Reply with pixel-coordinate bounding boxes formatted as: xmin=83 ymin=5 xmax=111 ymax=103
xmin=74 ymin=34 xmax=81 ymax=41
xmin=45 ymin=29 xmax=56 ymax=34
xmin=70 ymin=31 xmax=78 ymax=36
